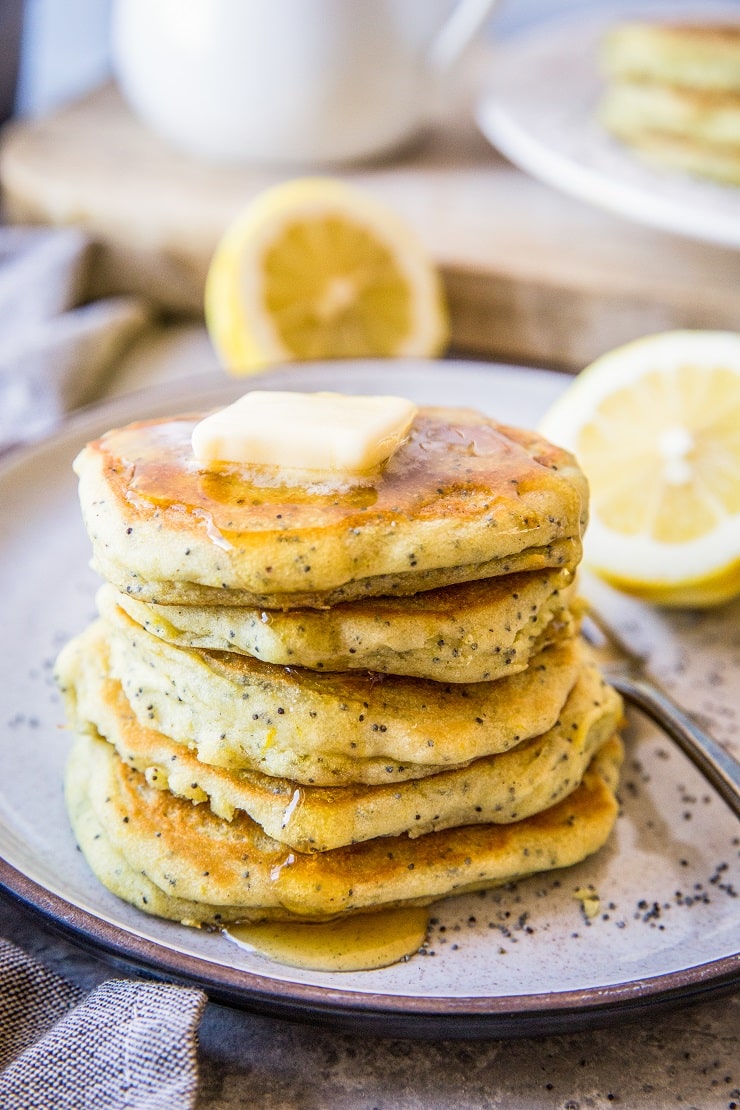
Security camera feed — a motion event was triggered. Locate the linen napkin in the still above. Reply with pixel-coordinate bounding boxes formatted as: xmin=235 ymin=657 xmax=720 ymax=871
xmin=0 ymin=226 xmax=152 ymax=453
xmin=0 ymin=938 xmax=206 ymax=1110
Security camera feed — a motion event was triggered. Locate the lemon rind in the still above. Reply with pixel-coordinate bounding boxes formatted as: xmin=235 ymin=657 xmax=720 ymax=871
xmin=539 ymin=329 xmax=740 ymax=607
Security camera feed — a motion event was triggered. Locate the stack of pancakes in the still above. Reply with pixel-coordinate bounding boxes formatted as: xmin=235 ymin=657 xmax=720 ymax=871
xmin=55 ymin=402 xmax=623 ymax=930
xmin=600 ymin=21 xmax=740 ymax=185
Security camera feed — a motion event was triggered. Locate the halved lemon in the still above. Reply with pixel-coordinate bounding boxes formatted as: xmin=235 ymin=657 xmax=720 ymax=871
xmin=204 ymin=177 xmax=449 ymax=374
xmin=539 ymin=330 xmax=740 ymax=607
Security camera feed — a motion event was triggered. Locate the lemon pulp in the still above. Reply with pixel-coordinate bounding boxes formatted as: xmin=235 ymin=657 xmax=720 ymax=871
xmin=205 ymin=177 xmax=449 ymax=374
xmin=262 ymin=215 xmax=412 ymax=359
xmin=539 ymin=330 xmax=740 ymax=607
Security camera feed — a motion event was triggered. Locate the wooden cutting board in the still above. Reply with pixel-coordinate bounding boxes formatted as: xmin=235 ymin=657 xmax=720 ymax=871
xmin=4 ymin=82 xmax=740 ymax=371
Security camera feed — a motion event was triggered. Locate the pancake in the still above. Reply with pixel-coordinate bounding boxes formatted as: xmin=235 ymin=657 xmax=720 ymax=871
xmin=73 ymin=406 xmax=588 ymax=608
xmin=107 ymin=567 xmax=578 ymax=683
xmin=78 ymin=599 xmax=585 ymax=785
xmin=60 ymin=628 xmax=622 ymax=851
xmin=601 ymin=81 xmax=740 ymax=150
xmin=600 ymin=21 xmax=740 ymax=184
xmin=601 ymin=118 xmax=740 ymax=185
xmin=602 ymin=23 xmax=740 ymax=92
xmin=66 ymin=730 xmax=623 ymax=925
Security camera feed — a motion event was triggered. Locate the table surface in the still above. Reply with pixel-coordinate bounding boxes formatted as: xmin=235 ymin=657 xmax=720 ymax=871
xmin=0 ymin=895 xmax=737 ymax=1109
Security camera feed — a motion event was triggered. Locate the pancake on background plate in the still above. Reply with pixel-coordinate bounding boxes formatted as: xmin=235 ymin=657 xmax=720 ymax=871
xmin=603 ymin=23 xmax=740 ymax=90
xmin=56 ymin=393 xmax=622 ymax=960
xmin=600 ymin=21 xmax=740 ymax=184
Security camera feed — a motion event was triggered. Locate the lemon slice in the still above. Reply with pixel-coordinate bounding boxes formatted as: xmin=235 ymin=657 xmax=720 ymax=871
xmin=539 ymin=330 xmax=740 ymax=607
xmin=204 ymin=177 xmax=449 ymax=374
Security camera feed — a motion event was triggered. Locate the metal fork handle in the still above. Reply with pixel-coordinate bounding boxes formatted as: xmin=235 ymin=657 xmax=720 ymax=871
xmin=611 ymin=675 xmax=740 ymax=820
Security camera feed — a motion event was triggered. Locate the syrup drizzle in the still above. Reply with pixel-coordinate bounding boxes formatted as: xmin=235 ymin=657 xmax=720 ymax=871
xmin=226 ymin=907 xmax=429 ymax=972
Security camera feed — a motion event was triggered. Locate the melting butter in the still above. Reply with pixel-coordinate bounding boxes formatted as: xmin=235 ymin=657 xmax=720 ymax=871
xmin=192 ymin=390 xmax=417 ymax=472
xmin=226 ymin=907 xmax=429 ymax=972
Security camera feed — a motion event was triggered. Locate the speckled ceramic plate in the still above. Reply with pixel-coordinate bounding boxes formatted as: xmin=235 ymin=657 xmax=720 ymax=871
xmin=477 ymin=3 xmax=740 ymax=248
xmin=0 ymin=359 xmax=738 ymax=1038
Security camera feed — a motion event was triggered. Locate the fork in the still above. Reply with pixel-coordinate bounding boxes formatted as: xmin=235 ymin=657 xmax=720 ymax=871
xmin=581 ymin=606 xmax=740 ymax=820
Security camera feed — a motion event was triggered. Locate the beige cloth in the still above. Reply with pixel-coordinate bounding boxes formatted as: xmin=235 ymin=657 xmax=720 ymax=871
xmin=0 ymin=227 xmax=152 ymax=451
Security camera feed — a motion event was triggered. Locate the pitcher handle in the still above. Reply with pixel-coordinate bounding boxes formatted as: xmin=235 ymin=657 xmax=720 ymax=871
xmin=427 ymin=0 xmax=497 ymax=74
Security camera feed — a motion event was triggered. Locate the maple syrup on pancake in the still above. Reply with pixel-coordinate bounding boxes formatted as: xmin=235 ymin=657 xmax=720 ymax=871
xmin=101 ymin=411 xmax=560 ymax=547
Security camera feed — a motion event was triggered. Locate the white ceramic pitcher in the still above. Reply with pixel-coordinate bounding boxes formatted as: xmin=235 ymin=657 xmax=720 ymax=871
xmin=110 ymin=0 xmax=496 ymax=165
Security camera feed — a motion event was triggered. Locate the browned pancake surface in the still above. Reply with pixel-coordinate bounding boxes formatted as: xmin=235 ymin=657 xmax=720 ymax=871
xmin=67 ymin=731 xmax=623 ymax=924
xmin=75 ymin=406 xmax=588 ymax=606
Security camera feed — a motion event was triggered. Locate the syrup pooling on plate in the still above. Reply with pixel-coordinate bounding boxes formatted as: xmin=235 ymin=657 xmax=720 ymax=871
xmin=227 ymin=907 xmax=429 ymax=972
xmin=76 ymin=401 xmax=590 ymax=608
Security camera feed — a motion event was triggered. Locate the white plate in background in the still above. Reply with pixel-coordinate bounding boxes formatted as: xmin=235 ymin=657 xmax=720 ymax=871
xmin=477 ymin=5 xmax=740 ymax=248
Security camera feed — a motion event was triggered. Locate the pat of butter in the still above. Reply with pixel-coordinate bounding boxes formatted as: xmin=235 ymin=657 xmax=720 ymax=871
xmin=192 ymin=391 xmax=418 ymax=472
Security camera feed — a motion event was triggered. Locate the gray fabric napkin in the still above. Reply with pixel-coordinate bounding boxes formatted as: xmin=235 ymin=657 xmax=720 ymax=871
xmin=0 ymin=226 xmax=152 ymax=452
xmin=0 ymin=938 xmax=206 ymax=1109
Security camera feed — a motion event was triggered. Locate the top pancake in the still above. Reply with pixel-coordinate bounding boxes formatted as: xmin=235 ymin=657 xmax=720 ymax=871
xmin=74 ymin=405 xmax=588 ymax=608
xmin=602 ymin=23 xmax=740 ymax=92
